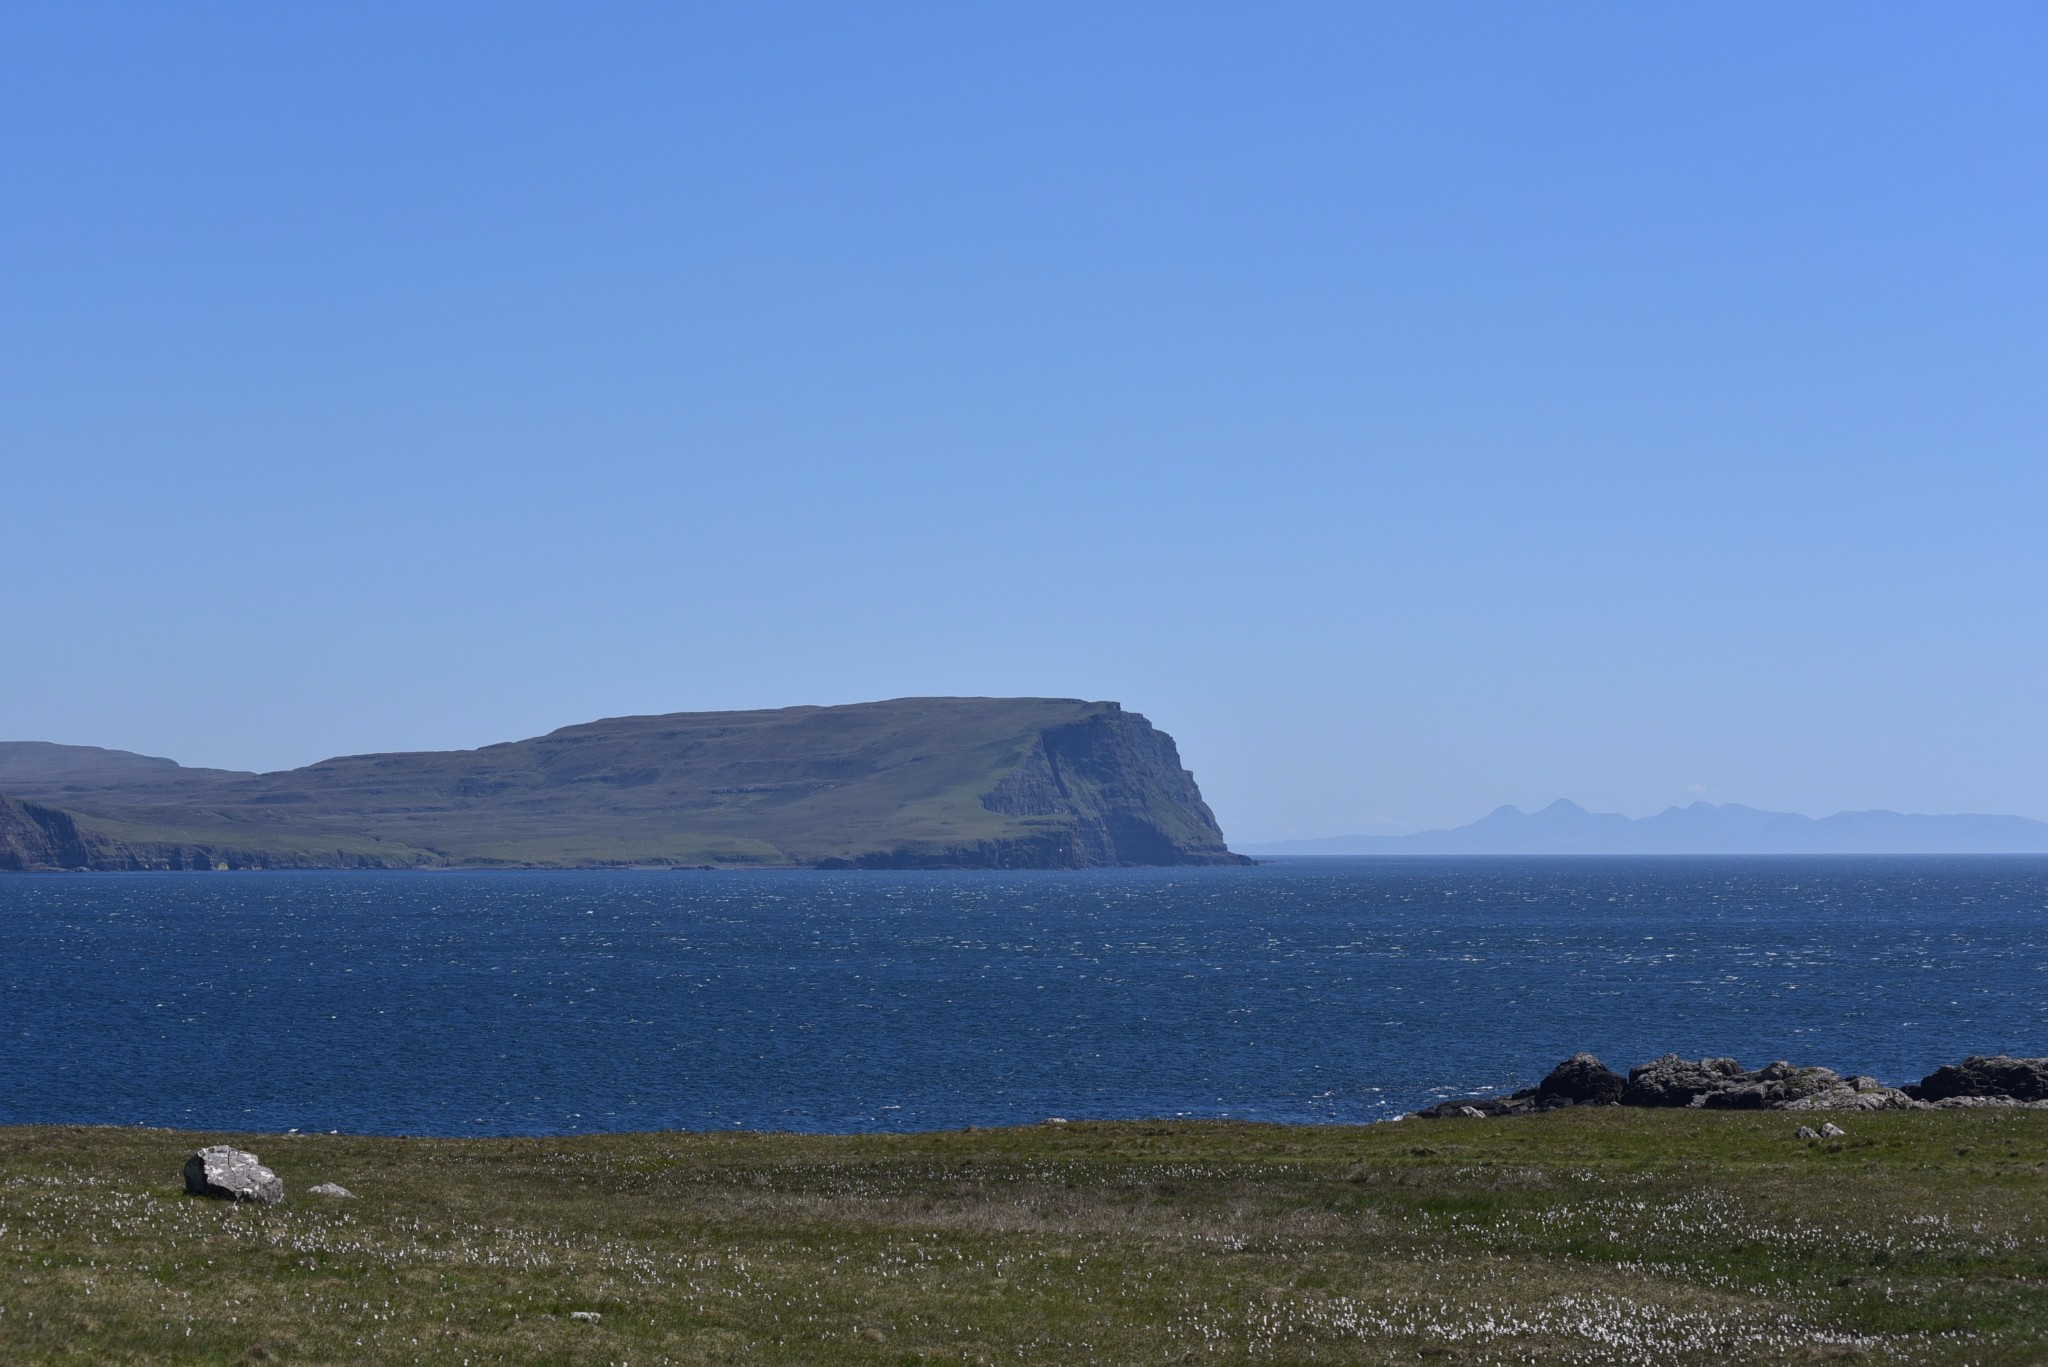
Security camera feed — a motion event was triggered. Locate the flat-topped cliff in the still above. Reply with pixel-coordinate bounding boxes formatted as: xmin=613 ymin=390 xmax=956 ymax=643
xmin=0 ymin=698 xmax=1249 ymax=871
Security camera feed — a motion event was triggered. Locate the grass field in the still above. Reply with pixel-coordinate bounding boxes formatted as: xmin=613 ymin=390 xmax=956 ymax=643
xmin=5 ymin=1110 xmax=2047 ymax=1364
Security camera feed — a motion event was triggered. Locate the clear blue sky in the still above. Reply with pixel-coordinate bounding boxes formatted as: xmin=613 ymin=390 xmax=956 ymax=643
xmin=5 ymin=4 xmax=2045 ymax=841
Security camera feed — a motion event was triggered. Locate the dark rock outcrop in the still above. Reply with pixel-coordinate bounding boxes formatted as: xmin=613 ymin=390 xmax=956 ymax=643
xmin=1781 ymin=1074 xmax=1915 ymax=1112
xmin=184 ymin=1146 xmax=283 ymax=1204
xmin=1622 ymin=1055 xmax=1748 ymax=1107
xmin=1698 ymin=1061 xmax=1856 ymax=1110
xmin=1410 ymin=1092 xmax=1535 ymax=1120
xmin=1415 ymin=1052 xmax=1924 ymax=1119
xmin=1535 ymin=1052 xmax=1625 ymax=1107
xmin=1907 ymin=1056 xmax=2048 ymax=1103
xmin=1622 ymin=1056 xmax=1913 ymax=1111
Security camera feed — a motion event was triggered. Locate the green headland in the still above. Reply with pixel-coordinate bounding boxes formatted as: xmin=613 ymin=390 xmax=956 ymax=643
xmin=0 ymin=697 xmax=1248 ymax=871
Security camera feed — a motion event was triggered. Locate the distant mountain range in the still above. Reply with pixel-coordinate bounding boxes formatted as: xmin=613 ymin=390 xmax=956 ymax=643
xmin=1245 ymin=800 xmax=2048 ymax=856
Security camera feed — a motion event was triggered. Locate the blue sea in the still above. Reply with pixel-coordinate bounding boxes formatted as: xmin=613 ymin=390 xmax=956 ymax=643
xmin=4 ymin=857 xmax=2046 ymax=1136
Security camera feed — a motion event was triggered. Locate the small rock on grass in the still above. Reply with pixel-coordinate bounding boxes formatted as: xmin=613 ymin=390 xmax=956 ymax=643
xmin=569 ymin=1311 xmax=602 ymax=1322
xmin=183 ymin=1146 xmax=283 ymax=1204
xmin=306 ymin=1182 xmax=354 ymax=1198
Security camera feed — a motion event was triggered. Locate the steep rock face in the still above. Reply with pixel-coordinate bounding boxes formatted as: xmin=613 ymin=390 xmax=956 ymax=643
xmin=979 ymin=705 xmax=1247 ymax=866
xmin=0 ymin=794 xmax=94 ymax=871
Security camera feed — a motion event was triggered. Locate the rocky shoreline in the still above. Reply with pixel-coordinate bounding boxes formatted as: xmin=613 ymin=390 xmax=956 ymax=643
xmin=1412 ymin=1051 xmax=2048 ymax=1119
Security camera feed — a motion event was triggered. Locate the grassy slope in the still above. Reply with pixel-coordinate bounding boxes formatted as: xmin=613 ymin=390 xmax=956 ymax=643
xmin=5 ymin=699 xmax=1167 ymax=867
xmin=6 ymin=1111 xmax=2048 ymax=1364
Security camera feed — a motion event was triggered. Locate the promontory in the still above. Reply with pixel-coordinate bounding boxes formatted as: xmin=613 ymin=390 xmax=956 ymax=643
xmin=0 ymin=697 xmax=1250 ymax=872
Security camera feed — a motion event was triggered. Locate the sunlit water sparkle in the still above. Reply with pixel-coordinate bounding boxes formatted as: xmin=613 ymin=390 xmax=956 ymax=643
xmin=3 ymin=856 xmax=2044 ymax=1134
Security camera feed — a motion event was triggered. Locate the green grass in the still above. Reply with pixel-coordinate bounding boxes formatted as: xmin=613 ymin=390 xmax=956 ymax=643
xmin=7 ymin=1111 xmax=2048 ymax=1363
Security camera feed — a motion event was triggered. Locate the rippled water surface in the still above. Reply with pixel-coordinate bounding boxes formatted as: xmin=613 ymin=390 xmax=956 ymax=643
xmin=4 ymin=858 xmax=2046 ymax=1134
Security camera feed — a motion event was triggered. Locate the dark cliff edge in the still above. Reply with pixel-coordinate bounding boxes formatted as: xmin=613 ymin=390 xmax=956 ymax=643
xmin=968 ymin=706 xmax=1245 ymax=867
xmin=0 ymin=698 xmax=1250 ymax=871
xmin=0 ymin=794 xmax=94 ymax=871
xmin=831 ymin=706 xmax=1247 ymax=868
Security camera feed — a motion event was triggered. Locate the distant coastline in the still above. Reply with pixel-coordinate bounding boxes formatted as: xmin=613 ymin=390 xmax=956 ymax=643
xmin=1245 ymin=798 xmax=2048 ymax=857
